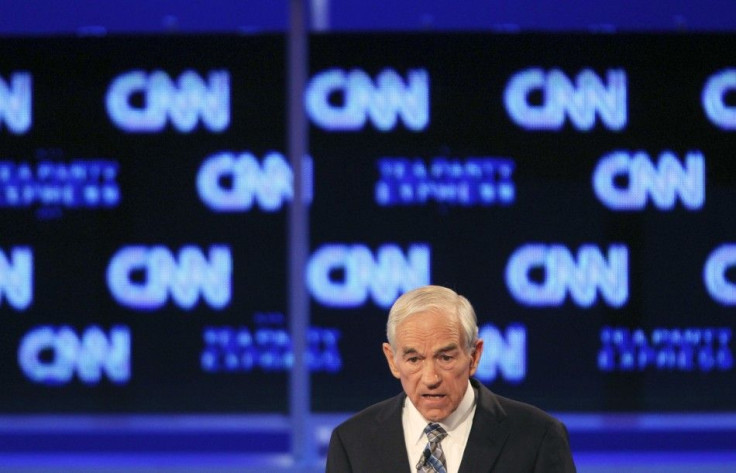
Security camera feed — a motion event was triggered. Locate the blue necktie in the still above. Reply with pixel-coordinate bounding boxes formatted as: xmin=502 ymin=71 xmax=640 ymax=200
xmin=416 ymin=423 xmax=448 ymax=473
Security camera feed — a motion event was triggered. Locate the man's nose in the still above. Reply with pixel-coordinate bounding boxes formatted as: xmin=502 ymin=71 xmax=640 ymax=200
xmin=421 ymin=360 xmax=440 ymax=385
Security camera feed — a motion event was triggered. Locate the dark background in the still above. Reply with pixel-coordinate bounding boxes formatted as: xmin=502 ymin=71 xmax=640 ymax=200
xmin=2 ymin=33 xmax=734 ymax=415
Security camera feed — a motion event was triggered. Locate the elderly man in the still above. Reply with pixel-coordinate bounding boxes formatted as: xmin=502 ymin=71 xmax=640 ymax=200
xmin=326 ymin=285 xmax=576 ymax=473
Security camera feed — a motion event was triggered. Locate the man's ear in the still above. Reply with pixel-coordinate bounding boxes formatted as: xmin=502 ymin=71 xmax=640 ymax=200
xmin=468 ymin=338 xmax=484 ymax=377
xmin=382 ymin=342 xmax=401 ymax=379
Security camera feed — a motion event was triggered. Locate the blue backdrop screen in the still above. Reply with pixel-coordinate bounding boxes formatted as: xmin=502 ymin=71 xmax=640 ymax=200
xmin=0 ymin=33 xmax=735 ymax=413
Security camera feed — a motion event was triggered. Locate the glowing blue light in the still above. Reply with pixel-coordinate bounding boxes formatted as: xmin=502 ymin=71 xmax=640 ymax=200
xmin=201 ymin=325 xmax=342 ymax=373
xmin=0 ymin=246 xmax=33 ymax=310
xmin=702 ymin=69 xmax=736 ymax=130
xmin=475 ymin=324 xmax=526 ymax=384
xmin=598 ymin=326 xmax=733 ymax=372
xmin=505 ymin=244 xmax=629 ymax=308
xmin=306 ymin=243 xmax=430 ymax=308
xmin=593 ymin=150 xmax=705 ymax=210
xmin=305 ymin=68 xmax=429 ymax=131
xmin=0 ymin=160 xmax=120 ymax=210
xmin=704 ymin=244 xmax=736 ymax=305
xmin=107 ymin=245 xmax=232 ymax=310
xmin=0 ymin=72 xmax=32 ymax=134
xmin=18 ymin=325 xmax=130 ymax=385
xmin=106 ymin=70 xmax=230 ymax=133
xmin=504 ymin=68 xmax=627 ymax=131
xmin=197 ymin=151 xmax=312 ymax=212
xmin=375 ymin=157 xmax=515 ymax=207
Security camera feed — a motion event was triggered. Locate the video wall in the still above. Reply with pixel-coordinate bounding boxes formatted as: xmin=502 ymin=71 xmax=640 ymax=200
xmin=1 ymin=33 xmax=734 ymax=414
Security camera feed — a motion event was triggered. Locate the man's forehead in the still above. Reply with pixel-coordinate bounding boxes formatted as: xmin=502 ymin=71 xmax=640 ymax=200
xmin=396 ymin=310 xmax=460 ymax=331
xmin=401 ymin=342 xmax=459 ymax=355
xmin=395 ymin=316 xmax=463 ymax=341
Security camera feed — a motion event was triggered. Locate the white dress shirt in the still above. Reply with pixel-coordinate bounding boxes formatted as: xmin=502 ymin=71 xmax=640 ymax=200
xmin=402 ymin=380 xmax=477 ymax=473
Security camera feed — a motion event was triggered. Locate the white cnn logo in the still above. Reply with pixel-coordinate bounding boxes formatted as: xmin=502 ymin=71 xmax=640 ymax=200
xmin=305 ymin=68 xmax=429 ymax=131
xmin=106 ymin=70 xmax=230 ymax=133
xmin=107 ymin=245 xmax=232 ymax=310
xmin=0 ymin=72 xmax=32 ymax=134
xmin=18 ymin=325 xmax=130 ymax=385
xmin=505 ymin=244 xmax=629 ymax=308
xmin=593 ymin=150 xmax=705 ymax=211
xmin=0 ymin=246 xmax=33 ymax=310
xmin=197 ymin=151 xmax=313 ymax=212
xmin=504 ymin=68 xmax=627 ymax=131
xmin=307 ymin=243 xmax=430 ymax=308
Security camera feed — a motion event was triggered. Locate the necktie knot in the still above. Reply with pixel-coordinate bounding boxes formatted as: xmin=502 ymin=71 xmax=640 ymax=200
xmin=424 ymin=423 xmax=448 ymax=444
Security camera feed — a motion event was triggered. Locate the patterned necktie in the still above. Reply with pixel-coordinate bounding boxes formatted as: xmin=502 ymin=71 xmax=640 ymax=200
xmin=416 ymin=422 xmax=448 ymax=473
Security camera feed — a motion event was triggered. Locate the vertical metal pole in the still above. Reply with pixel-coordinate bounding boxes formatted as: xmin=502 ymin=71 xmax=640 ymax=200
xmin=288 ymin=0 xmax=312 ymax=467
xmin=310 ymin=0 xmax=330 ymax=31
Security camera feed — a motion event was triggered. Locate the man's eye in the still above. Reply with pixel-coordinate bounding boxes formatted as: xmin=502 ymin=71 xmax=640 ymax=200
xmin=407 ymin=357 xmax=419 ymax=363
xmin=440 ymin=355 xmax=453 ymax=362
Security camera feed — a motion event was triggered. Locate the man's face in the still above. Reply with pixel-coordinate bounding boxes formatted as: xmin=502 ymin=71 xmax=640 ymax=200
xmin=383 ymin=310 xmax=483 ymax=422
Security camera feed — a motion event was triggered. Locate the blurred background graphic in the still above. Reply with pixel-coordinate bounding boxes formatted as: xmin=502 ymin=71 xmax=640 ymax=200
xmin=1 ymin=1 xmax=736 ymax=472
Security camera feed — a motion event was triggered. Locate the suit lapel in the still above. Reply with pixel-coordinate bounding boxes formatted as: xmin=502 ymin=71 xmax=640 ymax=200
xmin=458 ymin=381 xmax=510 ymax=473
xmin=371 ymin=392 xmax=413 ymax=472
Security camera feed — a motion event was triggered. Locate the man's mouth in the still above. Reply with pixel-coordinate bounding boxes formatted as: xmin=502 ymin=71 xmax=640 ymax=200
xmin=422 ymin=394 xmax=445 ymax=399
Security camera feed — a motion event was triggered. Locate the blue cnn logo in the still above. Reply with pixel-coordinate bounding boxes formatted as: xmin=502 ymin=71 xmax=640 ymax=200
xmin=18 ymin=325 xmax=131 ymax=385
xmin=305 ymin=68 xmax=429 ymax=131
xmin=106 ymin=70 xmax=230 ymax=133
xmin=307 ymin=243 xmax=430 ymax=308
xmin=506 ymin=243 xmax=629 ymax=308
xmin=504 ymin=68 xmax=627 ymax=131
xmin=107 ymin=245 xmax=232 ymax=310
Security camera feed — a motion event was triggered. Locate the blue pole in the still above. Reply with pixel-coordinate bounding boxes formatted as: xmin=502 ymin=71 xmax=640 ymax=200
xmin=288 ymin=0 xmax=313 ymax=467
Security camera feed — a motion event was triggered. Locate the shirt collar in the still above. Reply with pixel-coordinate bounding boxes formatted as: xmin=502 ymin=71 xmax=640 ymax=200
xmin=405 ymin=379 xmax=477 ymax=445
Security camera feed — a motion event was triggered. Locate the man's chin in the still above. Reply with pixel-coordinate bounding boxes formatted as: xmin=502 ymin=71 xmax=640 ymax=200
xmin=417 ymin=401 xmax=452 ymax=422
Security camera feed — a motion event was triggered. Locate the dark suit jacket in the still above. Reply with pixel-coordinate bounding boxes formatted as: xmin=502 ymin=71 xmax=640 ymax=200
xmin=326 ymin=379 xmax=576 ymax=473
